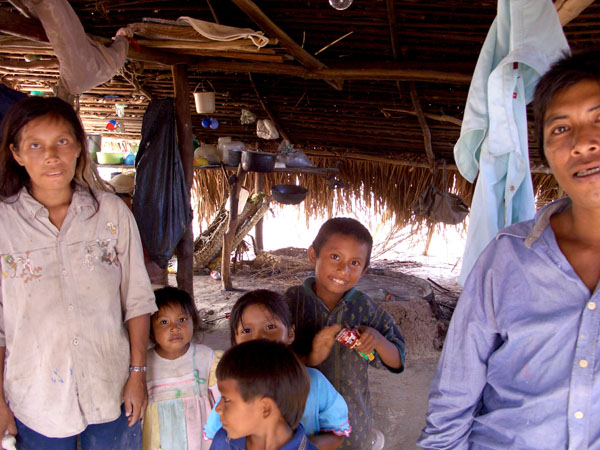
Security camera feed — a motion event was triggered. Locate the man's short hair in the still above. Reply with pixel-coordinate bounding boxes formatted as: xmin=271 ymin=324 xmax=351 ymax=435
xmin=312 ymin=217 xmax=373 ymax=268
xmin=216 ymin=339 xmax=309 ymax=429
xmin=533 ymin=51 xmax=600 ymax=163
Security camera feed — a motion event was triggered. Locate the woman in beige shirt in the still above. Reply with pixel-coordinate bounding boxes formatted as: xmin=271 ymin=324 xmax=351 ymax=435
xmin=0 ymin=96 xmax=156 ymax=449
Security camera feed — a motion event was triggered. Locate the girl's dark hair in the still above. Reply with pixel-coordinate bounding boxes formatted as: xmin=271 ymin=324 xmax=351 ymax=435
xmin=0 ymin=96 xmax=107 ymax=200
xmin=229 ymin=289 xmax=292 ymax=346
xmin=151 ymin=287 xmax=201 ymax=341
xmin=312 ymin=217 xmax=373 ymax=268
xmin=533 ymin=51 xmax=600 ymax=163
xmin=216 ymin=339 xmax=310 ymax=430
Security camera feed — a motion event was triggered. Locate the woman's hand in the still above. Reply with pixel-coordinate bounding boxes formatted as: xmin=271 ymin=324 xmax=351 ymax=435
xmin=0 ymin=400 xmax=17 ymax=437
xmin=123 ymin=371 xmax=147 ymax=427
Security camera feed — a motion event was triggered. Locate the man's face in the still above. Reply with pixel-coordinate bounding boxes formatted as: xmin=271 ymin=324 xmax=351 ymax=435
xmin=543 ymin=79 xmax=600 ymax=209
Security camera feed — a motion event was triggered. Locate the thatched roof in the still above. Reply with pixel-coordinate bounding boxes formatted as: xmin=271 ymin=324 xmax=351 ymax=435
xmin=0 ymin=0 xmax=589 ymax=224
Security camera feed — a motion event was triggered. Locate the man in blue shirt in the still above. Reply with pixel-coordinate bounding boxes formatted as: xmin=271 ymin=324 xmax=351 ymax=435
xmin=419 ymin=51 xmax=600 ymax=449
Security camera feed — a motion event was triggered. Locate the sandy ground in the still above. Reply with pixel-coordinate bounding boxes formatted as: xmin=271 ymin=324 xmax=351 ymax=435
xmin=183 ymin=251 xmax=460 ymax=449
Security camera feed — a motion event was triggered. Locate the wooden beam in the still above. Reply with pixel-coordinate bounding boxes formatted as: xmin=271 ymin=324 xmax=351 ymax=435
xmin=230 ymin=0 xmax=343 ymax=90
xmin=0 ymin=9 xmax=197 ymax=66
xmin=555 ymin=0 xmax=596 ymax=26
xmin=381 ymin=108 xmax=462 ymax=127
xmin=7 ymin=0 xmax=31 ymax=18
xmin=248 ymin=73 xmax=291 ymax=142
xmin=172 ymin=64 xmax=195 ymax=298
xmin=387 ymin=0 xmax=434 ymax=164
xmin=0 ymin=8 xmax=47 ymax=42
xmin=386 ymin=0 xmax=400 ymax=59
xmin=191 ymin=59 xmax=472 ymax=83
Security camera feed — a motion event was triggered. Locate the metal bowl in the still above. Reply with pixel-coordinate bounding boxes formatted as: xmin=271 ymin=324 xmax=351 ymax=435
xmin=271 ymin=184 xmax=308 ymax=205
xmin=241 ymin=150 xmax=276 ymax=172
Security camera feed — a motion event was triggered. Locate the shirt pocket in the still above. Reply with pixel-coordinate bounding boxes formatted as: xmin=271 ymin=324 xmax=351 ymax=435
xmin=81 ymin=238 xmax=120 ymax=272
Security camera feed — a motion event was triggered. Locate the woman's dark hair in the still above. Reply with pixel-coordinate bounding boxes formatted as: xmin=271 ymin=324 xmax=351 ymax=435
xmin=312 ymin=217 xmax=373 ymax=268
xmin=151 ymin=286 xmax=202 ymax=341
xmin=216 ymin=339 xmax=310 ymax=430
xmin=533 ymin=51 xmax=600 ymax=163
xmin=0 ymin=96 xmax=106 ymax=200
xmin=229 ymin=289 xmax=292 ymax=346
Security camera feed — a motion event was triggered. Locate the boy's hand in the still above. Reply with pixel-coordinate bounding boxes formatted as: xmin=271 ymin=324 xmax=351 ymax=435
xmin=356 ymin=326 xmax=403 ymax=369
xmin=123 ymin=371 xmax=147 ymax=426
xmin=307 ymin=324 xmax=342 ymax=366
xmin=355 ymin=326 xmax=382 ymax=355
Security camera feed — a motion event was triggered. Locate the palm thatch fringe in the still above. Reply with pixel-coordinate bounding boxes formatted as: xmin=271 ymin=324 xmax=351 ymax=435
xmin=192 ymin=158 xmax=562 ymax=230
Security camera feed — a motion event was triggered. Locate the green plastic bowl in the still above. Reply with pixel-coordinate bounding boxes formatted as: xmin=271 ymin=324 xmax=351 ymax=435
xmin=96 ymin=152 xmax=124 ymax=165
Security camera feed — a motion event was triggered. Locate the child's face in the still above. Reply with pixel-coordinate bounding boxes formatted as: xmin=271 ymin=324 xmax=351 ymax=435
xmin=309 ymin=233 xmax=369 ymax=304
xmin=235 ymin=304 xmax=294 ymax=345
xmin=151 ymin=303 xmax=194 ymax=360
xmin=543 ymin=79 xmax=600 ymax=210
xmin=215 ymin=378 xmax=263 ymax=439
xmin=10 ymin=115 xmax=80 ymax=200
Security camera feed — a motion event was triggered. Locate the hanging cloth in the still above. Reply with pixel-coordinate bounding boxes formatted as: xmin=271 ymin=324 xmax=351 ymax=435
xmin=21 ymin=0 xmax=129 ymax=95
xmin=454 ymin=0 xmax=569 ymax=285
xmin=412 ymin=162 xmax=469 ymax=225
xmin=133 ymin=99 xmax=192 ymax=269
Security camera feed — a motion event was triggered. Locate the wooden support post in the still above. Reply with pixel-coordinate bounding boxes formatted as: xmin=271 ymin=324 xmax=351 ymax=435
xmin=422 ymin=224 xmax=435 ymax=256
xmin=254 ymin=173 xmax=265 ymax=253
xmin=172 ymin=64 xmax=194 ymax=298
xmin=222 ymin=166 xmax=247 ymax=290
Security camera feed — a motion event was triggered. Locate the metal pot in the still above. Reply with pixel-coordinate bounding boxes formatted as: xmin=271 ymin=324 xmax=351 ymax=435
xmin=241 ymin=150 xmax=276 ymax=172
xmin=271 ymin=184 xmax=308 ymax=205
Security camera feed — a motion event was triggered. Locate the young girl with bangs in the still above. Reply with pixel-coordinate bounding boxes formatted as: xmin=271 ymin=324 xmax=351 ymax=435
xmin=204 ymin=289 xmax=351 ymax=450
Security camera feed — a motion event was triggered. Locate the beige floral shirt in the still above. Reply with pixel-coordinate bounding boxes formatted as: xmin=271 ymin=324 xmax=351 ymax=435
xmin=0 ymin=186 xmax=157 ymax=437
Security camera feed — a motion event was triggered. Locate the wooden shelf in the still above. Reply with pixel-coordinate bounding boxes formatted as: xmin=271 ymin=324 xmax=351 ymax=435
xmin=96 ymin=164 xmax=340 ymax=175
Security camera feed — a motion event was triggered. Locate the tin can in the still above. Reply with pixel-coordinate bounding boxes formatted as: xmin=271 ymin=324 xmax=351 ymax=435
xmin=335 ymin=328 xmax=375 ymax=361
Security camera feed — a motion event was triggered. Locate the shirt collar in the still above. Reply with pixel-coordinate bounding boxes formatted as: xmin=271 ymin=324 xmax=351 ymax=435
xmin=302 ymin=277 xmax=360 ymax=306
xmin=226 ymin=425 xmax=308 ymax=450
xmin=16 ymin=184 xmax=97 ymax=220
xmin=495 ymin=197 xmax=570 ymax=248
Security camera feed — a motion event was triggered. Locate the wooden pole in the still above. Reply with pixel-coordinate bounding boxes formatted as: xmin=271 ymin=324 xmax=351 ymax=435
xmin=172 ymin=64 xmax=194 ymax=297
xmin=248 ymin=73 xmax=291 ymax=142
xmin=231 ymin=0 xmax=343 ymax=90
xmin=222 ymin=166 xmax=247 ymax=290
xmin=254 ymin=173 xmax=265 ymax=253
xmin=422 ymin=224 xmax=435 ymax=256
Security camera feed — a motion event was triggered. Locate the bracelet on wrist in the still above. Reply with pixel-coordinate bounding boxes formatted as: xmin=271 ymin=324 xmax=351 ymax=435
xmin=129 ymin=365 xmax=147 ymax=373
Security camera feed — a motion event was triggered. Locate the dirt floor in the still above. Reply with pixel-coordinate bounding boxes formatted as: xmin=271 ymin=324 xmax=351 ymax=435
xmin=184 ymin=249 xmax=461 ymax=450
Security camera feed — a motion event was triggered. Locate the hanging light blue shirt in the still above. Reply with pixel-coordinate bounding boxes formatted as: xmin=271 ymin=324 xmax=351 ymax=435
xmin=454 ymin=0 xmax=570 ymax=285
xmin=418 ymin=197 xmax=600 ymax=449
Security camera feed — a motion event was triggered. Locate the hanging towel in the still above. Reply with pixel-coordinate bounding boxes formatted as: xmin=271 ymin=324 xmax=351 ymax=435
xmin=455 ymin=0 xmax=569 ymax=284
xmin=177 ymin=17 xmax=269 ymax=48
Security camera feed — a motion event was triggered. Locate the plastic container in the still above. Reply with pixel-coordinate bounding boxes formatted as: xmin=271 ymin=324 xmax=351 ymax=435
xmin=86 ymin=133 xmax=102 ymax=163
xmin=96 ymin=152 xmax=124 ymax=165
xmin=221 ymin=141 xmax=244 ymax=166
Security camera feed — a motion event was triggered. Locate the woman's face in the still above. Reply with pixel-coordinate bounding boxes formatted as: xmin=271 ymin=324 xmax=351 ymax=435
xmin=10 ymin=114 xmax=81 ymax=200
xmin=234 ymin=304 xmax=294 ymax=345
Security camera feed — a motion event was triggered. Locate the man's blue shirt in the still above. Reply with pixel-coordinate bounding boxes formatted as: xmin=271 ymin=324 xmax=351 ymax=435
xmin=419 ymin=197 xmax=600 ymax=449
